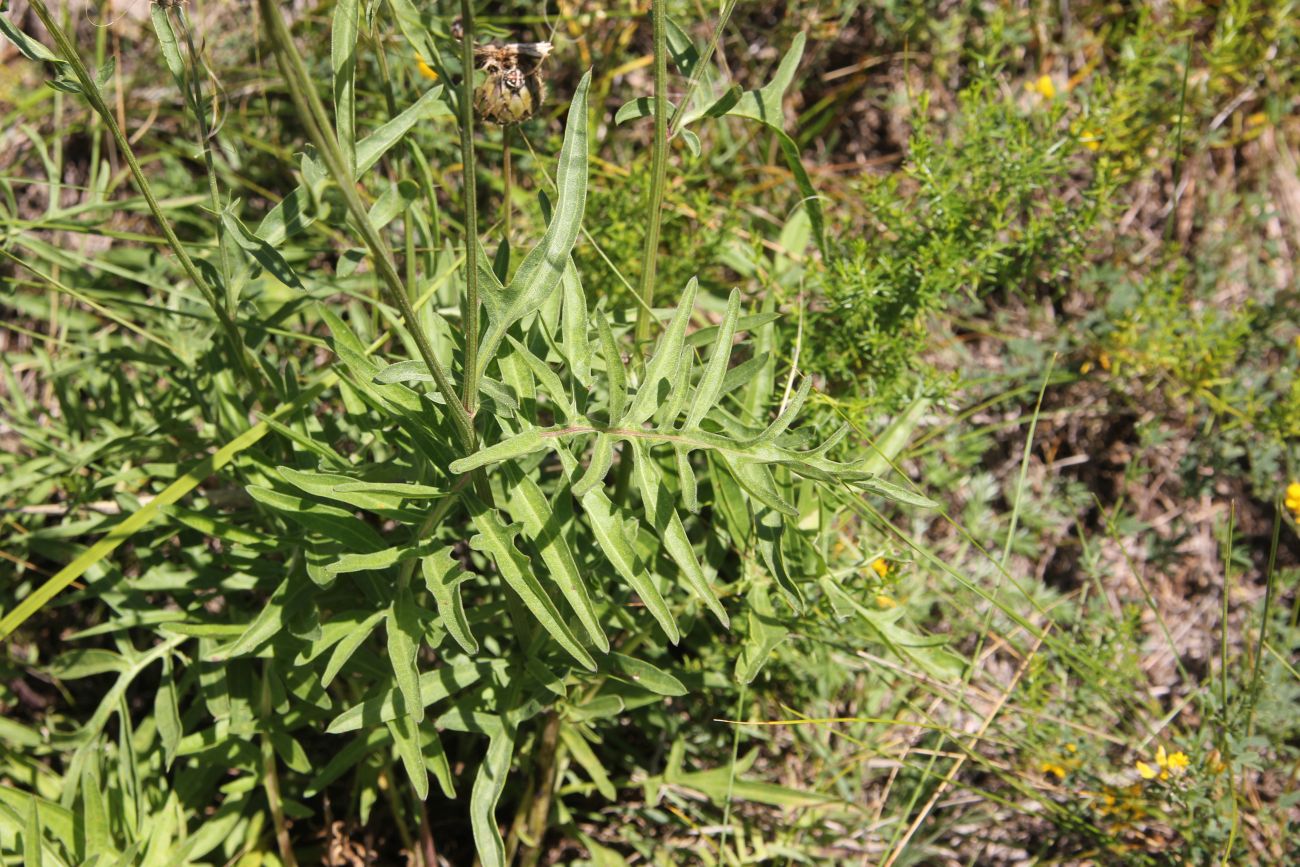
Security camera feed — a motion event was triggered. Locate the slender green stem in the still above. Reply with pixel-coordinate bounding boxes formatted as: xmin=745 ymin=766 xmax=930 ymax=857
xmin=632 ymin=0 xmax=670 ymax=355
xmin=458 ymin=0 xmax=482 ymax=416
xmin=259 ymin=669 xmax=301 ymax=867
xmin=175 ymin=5 xmax=235 ymax=304
xmin=257 ymin=0 xmax=475 ymax=450
xmin=503 ymin=124 xmax=513 ymax=245
xmin=27 ymin=0 xmax=259 ymax=389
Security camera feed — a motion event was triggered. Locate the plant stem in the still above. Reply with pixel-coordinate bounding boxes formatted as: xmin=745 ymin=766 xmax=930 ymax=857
xmin=27 ymin=0 xmax=260 ymax=390
xmin=507 ymin=711 xmax=563 ymax=867
xmin=259 ymin=670 xmax=300 ymax=867
xmin=503 ymin=124 xmax=513 ymax=245
xmin=257 ymin=0 xmax=476 ymax=450
xmin=631 ymin=0 xmax=670 ymax=356
xmin=459 ymin=0 xmax=483 ymax=417
xmin=175 ymin=5 xmax=236 ymax=306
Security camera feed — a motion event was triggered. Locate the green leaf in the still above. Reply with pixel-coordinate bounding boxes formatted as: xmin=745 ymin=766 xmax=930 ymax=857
xmin=246 ymin=485 xmax=386 ymax=552
xmin=80 ymin=763 xmax=113 ymax=860
xmin=221 ymin=205 xmax=303 ymax=289
xmin=1 ymin=16 xmax=61 ymax=63
xmin=734 ymin=582 xmax=789 ymax=684
xmin=722 ymin=34 xmax=825 ymax=253
xmin=625 ymin=278 xmax=698 ymax=426
xmin=630 ymin=441 xmax=728 ymax=627
xmin=277 ymin=466 xmax=408 ymax=513
xmin=596 ymin=316 xmax=627 ymax=426
xmin=561 ymin=260 xmax=592 ymax=386
xmin=331 ymin=0 xmax=359 ymax=176
xmin=304 ymin=729 xmax=387 ymax=796
xmin=22 ymin=796 xmax=42 ymax=867
xmin=502 ymin=466 xmax=608 ymax=653
xmin=755 ymin=508 xmax=803 ymax=609
xmin=471 ymin=724 xmax=516 ymax=867
xmin=478 ymin=72 xmax=592 ymax=371
xmin=853 ymin=476 xmax=940 ymax=509
xmin=326 ymin=659 xmax=495 ymax=733
xmin=149 ymin=5 xmax=186 ymax=95
xmin=387 ymin=581 xmax=425 ymax=724
xmin=555 ymin=445 xmax=679 ymax=644
xmin=506 ymin=336 xmax=576 ymax=420
xmin=367 ymin=179 xmax=420 ymax=231
xmin=728 ymin=457 xmax=798 ymax=517
xmin=571 ymin=434 xmax=614 ymax=498
xmin=748 ymin=376 xmax=811 ymax=446
xmin=217 ymin=576 xmax=300 ymax=659
xmin=448 ymin=427 xmax=548 ymax=474
xmin=684 ymin=289 xmax=740 ymax=432
xmin=322 ymin=609 xmax=385 ymax=686
xmin=386 ymin=715 xmax=429 ymax=800
xmin=422 ymin=548 xmax=478 ymax=654
xmin=674 ymin=445 xmax=698 ymax=513
xmin=256 ymin=86 xmax=450 ymax=247
xmin=47 ymin=649 xmax=128 ymax=680
xmin=564 ymin=694 xmax=625 ymax=723
xmin=727 ymin=32 xmax=804 ymax=127
xmin=270 ymin=729 xmax=312 ymax=773
xmin=467 ymin=499 xmax=597 ymax=671
xmin=608 ymin=652 xmax=687 ymax=696
xmin=327 ymin=541 xmax=432 ymax=575
xmin=155 ymin=656 xmax=182 ymax=769
xmin=559 ymin=725 xmax=617 ymax=800
xmin=614 ymin=96 xmax=678 ymax=125
xmin=331 ymin=480 xmax=447 ymax=498
xmin=820 ymin=577 xmax=964 ymax=680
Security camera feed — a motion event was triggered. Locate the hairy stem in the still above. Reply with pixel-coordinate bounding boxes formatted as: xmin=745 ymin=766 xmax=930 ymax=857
xmin=459 ymin=0 xmax=483 ymax=416
xmin=257 ymin=0 xmax=475 ymax=449
xmin=506 ymin=712 xmax=563 ymax=867
xmin=631 ymin=0 xmax=670 ymax=354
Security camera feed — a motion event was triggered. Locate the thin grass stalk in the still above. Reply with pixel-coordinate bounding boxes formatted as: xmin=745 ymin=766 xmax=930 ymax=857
xmin=1245 ymin=508 xmax=1280 ymax=738
xmin=26 ymin=0 xmax=259 ymax=389
xmin=632 ymin=0 xmax=670 ymax=354
xmin=257 ymin=0 xmax=475 ymax=449
xmin=458 ymin=0 xmax=483 ymax=416
xmin=173 ymin=4 xmax=236 ymax=303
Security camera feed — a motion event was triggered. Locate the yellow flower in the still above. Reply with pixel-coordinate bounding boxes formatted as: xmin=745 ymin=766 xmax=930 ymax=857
xmin=1136 ymin=744 xmax=1190 ymax=782
xmin=870 ymin=558 xmax=889 ymax=578
xmin=415 ymin=55 xmax=439 ymax=81
xmin=874 ymin=593 xmax=898 ymax=609
xmin=1040 ymin=761 xmax=1067 ymax=779
xmin=1286 ymin=482 xmax=1300 ymax=518
xmin=1027 ymin=74 xmax=1057 ymax=100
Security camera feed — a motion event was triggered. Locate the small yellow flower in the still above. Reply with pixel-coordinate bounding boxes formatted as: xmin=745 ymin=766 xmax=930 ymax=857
xmin=1136 ymin=744 xmax=1190 ymax=782
xmin=1285 ymin=482 xmax=1300 ymax=517
xmin=870 ymin=558 xmax=889 ymax=578
xmin=874 ymin=593 xmax=898 ymax=609
xmin=1040 ymin=761 xmax=1067 ymax=779
xmin=1065 ymin=742 xmax=1078 ymax=754
xmin=415 ymin=55 xmax=439 ymax=81
xmin=1028 ymin=74 xmax=1057 ymax=100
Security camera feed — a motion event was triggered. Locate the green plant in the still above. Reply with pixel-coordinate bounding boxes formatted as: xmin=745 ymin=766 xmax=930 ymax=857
xmin=0 ymin=3 xmax=941 ymax=865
